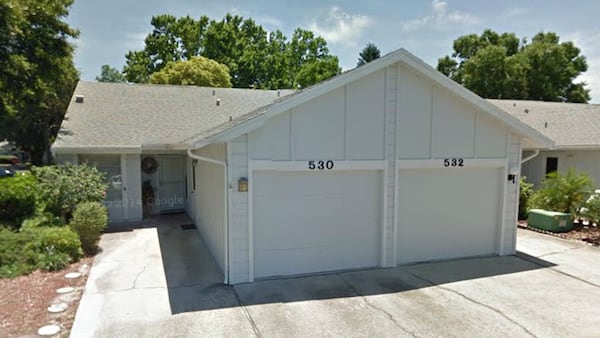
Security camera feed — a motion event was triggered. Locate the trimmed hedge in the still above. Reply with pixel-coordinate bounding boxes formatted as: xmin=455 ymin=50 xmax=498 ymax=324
xmin=0 ymin=174 xmax=37 ymax=229
xmin=70 ymin=202 xmax=108 ymax=254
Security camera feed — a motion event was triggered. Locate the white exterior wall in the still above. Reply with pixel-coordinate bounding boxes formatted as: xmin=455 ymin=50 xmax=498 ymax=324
xmin=522 ymin=150 xmax=600 ymax=188
xmin=228 ymin=136 xmax=250 ymax=284
xmin=192 ymin=144 xmax=227 ymax=273
xmin=122 ymin=154 xmax=142 ymax=222
xmin=227 ymin=62 xmax=521 ymax=283
xmin=503 ymin=133 xmax=522 ymax=255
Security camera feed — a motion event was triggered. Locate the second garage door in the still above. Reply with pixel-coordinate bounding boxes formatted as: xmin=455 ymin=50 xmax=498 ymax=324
xmin=396 ymin=167 xmax=502 ymax=264
xmin=253 ymin=170 xmax=382 ymax=279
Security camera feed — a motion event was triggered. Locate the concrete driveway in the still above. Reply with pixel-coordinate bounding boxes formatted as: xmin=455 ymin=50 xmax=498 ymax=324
xmin=71 ymin=216 xmax=600 ymax=337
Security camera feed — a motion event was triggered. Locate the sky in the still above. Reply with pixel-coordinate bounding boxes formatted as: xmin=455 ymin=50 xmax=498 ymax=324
xmin=66 ymin=0 xmax=600 ymax=103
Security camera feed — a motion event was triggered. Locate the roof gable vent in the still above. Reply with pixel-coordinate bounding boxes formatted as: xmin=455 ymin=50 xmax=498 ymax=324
xmin=75 ymin=95 xmax=84 ymax=103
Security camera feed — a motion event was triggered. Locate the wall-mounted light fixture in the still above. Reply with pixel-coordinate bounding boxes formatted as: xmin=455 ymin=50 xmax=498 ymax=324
xmin=238 ymin=177 xmax=248 ymax=192
xmin=507 ymin=167 xmax=519 ymax=184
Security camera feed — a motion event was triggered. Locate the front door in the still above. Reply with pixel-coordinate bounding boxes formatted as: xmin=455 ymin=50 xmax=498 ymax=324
xmin=158 ymin=156 xmax=185 ymax=213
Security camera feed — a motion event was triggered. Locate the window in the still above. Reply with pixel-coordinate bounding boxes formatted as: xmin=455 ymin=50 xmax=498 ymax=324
xmin=545 ymin=157 xmax=558 ymax=175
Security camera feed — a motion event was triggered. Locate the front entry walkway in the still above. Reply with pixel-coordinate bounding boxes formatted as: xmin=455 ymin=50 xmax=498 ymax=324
xmin=70 ymin=214 xmax=255 ymax=337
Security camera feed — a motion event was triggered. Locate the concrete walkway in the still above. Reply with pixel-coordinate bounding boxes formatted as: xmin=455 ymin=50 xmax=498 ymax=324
xmin=71 ymin=220 xmax=600 ymax=337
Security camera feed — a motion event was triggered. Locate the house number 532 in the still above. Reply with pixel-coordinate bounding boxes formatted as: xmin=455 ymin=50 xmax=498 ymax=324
xmin=443 ymin=158 xmax=464 ymax=167
xmin=308 ymin=160 xmax=334 ymax=170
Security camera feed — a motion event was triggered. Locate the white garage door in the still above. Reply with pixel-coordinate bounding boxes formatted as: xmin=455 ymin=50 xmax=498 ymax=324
xmin=253 ymin=170 xmax=381 ymax=278
xmin=397 ymin=168 xmax=501 ymax=264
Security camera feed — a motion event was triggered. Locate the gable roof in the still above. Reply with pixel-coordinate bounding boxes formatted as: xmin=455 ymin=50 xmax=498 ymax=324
xmin=185 ymin=48 xmax=553 ymax=149
xmin=488 ymin=99 xmax=600 ymax=149
xmin=52 ymin=81 xmax=294 ymax=153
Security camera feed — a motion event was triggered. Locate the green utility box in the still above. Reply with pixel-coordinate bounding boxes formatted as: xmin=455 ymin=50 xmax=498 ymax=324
xmin=527 ymin=209 xmax=573 ymax=233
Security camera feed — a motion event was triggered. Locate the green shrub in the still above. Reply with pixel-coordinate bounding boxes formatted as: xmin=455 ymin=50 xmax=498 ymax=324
xmin=32 ymin=163 xmax=107 ymax=220
xmin=35 ymin=246 xmax=72 ymax=271
xmin=0 ymin=225 xmax=83 ymax=278
xmin=529 ymin=169 xmax=594 ymax=215
xmin=581 ymin=190 xmax=600 ymax=225
xmin=0 ymin=174 xmax=37 ymax=229
xmin=518 ymin=177 xmax=534 ymax=220
xmin=24 ymin=226 xmax=83 ymax=263
xmin=20 ymin=212 xmax=65 ymax=230
xmin=69 ymin=202 xmax=108 ymax=254
xmin=0 ymin=229 xmax=37 ymax=278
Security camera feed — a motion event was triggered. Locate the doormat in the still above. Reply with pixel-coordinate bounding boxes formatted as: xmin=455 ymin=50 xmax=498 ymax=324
xmin=181 ymin=223 xmax=196 ymax=230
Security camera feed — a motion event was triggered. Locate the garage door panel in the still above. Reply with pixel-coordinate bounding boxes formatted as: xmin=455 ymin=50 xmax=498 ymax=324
xmin=397 ymin=168 xmax=501 ymax=264
xmin=254 ymin=171 xmax=381 ymax=278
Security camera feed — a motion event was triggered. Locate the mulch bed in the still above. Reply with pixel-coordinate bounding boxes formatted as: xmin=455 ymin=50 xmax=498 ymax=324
xmin=0 ymin=257 xmax=93 ymax=337
xmin=518 ymin=220 xmax=600 ymax=246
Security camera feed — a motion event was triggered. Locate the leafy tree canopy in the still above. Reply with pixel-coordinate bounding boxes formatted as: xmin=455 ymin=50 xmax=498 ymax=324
xmin=149 ymin=56 xmax=232 ymax=87
xmin=0 ymin=0 xmax=79 ymax=165
xmin=96 ymin=65 xmax=126 ymax=83
xmin=357 ymin=43 xmax=381 ymax=66
xmin=437 ymin=29 xmax=590 ymax=103
xmin=123 ymin=13 xmax=341 ymax=89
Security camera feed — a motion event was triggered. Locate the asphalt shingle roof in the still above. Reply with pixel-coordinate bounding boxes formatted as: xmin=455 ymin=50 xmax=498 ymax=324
xmin=488 ymin=99 xmax=600 ymax=149
xmin=53 ymin=81 xmax=294 ymax=150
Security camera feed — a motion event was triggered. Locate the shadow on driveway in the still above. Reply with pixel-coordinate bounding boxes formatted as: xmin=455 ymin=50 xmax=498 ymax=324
xmin=155 ymin=214 xmax=556 ymax=315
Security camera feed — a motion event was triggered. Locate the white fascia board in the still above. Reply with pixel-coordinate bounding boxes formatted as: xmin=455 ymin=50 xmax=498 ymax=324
xmin=51 ymin=146 xmax=142 ymax=154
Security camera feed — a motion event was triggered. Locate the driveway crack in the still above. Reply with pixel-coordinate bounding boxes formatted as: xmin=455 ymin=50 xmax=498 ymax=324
xmin=405 ymin=271 xmax=538 ymax=338
xmin=538 ymin=246 xmax=585 ymax=258
xmin=132 ymin=265 xmax=147 ymax=289
xmin=232 ymin=286 xmax=262 ymax=338
xmin=336 ymin=274 xmax=419 ymax=338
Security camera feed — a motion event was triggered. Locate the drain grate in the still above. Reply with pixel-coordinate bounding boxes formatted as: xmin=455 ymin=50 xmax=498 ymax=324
xmin=181 ymin=223 xmax=196 ymax=230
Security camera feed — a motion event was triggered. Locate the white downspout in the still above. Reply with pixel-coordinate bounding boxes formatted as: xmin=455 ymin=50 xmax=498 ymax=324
xmin=521 ymin=149 xmax=540 ymax=164
xmin=187 ymin=148 xmax=229 ymax=285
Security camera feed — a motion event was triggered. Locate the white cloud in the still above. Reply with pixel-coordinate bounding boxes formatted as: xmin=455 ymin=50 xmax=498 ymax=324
xmin=503 ymin=7 xmax=530 ymax=18
xmin=402 ymin=0 xmax=479 ymax=32
xmin=308 ymin=6 xmax=372 ymax=47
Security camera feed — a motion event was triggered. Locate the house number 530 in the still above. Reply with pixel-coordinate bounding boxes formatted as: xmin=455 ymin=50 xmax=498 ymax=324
xmin=308 ymin=160 xmax=334 ymax=170
xmin=443 ymin=158 xmax=464 ymax=167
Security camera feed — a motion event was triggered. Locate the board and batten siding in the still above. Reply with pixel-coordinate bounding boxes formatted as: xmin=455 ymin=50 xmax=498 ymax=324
xmin=227 ymin=62 xmax=522 ymax=283
xmin=191 ymin=143 xmax=227 ymax=273
xmin=228 ymin=136 xmax=251 ymax=284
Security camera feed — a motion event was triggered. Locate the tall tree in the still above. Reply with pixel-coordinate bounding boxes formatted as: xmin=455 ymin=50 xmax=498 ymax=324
xmin=96 ymin=65 xmax=126 ymax=83
xmin=437 ymin=29 xmax=590 ymax=103
xmin=149 ymin=56 xmax=232 ymax=87
xmin=357 ymin=43 xmax=381 ymax=66
xmin=123 ymin=13 xmax=341 ymax=89
xmin=0 ymin=0 xmax=79 ymax=164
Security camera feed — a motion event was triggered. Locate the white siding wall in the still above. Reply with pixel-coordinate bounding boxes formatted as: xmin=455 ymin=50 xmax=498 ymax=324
xmin=522 ymin=150 xmax=600 ymax=188
xmin=396 ymin=66 xmax=509 ymax=159
xmin=248 ymin=69 xmax=387 ymax=162
xmin=193 ymin=144 xmax=227 ymax=273
xmin=384 ymin=66 xmax=398 ymax=266
xmin=502 ymin=133 xmax=522 ymax=255
xmin=228 ymin=136 xmax=250 ymax=284
xmin=228 ymin=62 xmax=519 ymax=283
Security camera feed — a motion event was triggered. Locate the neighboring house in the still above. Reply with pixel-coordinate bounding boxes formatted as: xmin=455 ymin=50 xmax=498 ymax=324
xmin=53 ymin=49 xmax=552 ymax=284
xmin=489 ymin=100 xmax=600 ymax=187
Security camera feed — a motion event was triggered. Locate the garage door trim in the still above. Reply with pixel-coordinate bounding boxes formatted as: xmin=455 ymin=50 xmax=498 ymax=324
xmin=394 ymin=158 xmax=508 ymax=266
xmin=248 ymin=159 xmax=387 ymax=282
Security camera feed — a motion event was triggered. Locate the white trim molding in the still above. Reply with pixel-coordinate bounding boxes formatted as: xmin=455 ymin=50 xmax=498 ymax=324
xmin=250 ymin=160 xmax=387 ymax=171
xmin=396 ymin=158 xmax=507 ymax=170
